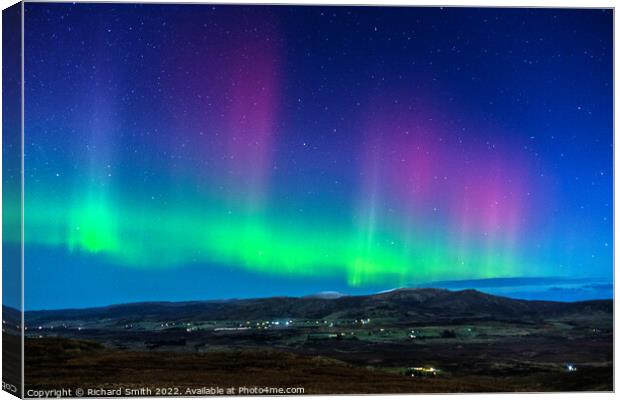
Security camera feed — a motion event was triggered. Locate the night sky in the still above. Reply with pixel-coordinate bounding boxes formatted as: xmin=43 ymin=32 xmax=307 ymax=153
xmin=15 ymin=4 xmax=612 ymax=310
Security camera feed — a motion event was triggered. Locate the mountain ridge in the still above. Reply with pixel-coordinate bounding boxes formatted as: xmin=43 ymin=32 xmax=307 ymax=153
xmin=19 ymin=288 xmax=612 ymax=325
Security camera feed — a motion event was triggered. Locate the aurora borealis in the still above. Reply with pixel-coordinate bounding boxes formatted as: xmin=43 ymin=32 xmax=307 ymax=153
xmin=15 ymin=4 xmax=612 ymax=309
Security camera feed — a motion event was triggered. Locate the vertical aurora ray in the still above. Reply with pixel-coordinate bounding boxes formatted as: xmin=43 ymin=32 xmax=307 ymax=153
xmin=20 ymin=4 xmax=612 ymax=308
xmin=224 ymin=32 xmax=280 ymax=212
xmin=66 ymin=36 xmax=122 ymax=256
xmin=352 ymin=103 xmax=538 ymax=282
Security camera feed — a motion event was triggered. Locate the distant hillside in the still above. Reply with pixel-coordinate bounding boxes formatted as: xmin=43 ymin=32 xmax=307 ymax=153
xmin=23 ymin=288 xmax=612 ymax=326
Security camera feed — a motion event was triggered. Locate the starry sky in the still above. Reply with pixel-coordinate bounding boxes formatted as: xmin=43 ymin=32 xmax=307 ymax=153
xmin=13 ymin=4 xmax=612 ymax=310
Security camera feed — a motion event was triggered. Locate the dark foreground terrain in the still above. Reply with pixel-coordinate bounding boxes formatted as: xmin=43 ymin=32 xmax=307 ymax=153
xmin=13 ymin=289 xmax=614 ymax=394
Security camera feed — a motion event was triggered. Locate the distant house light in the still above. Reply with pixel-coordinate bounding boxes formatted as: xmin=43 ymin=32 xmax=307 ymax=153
xmin=406 ymin=366 xmax=440 ymax=377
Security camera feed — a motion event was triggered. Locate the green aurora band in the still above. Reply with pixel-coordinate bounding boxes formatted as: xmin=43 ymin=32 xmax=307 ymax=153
xmin=13 ymin=189 xmax=524 ymax=287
